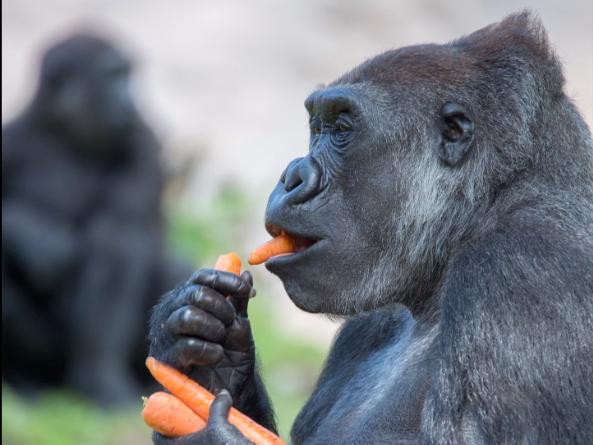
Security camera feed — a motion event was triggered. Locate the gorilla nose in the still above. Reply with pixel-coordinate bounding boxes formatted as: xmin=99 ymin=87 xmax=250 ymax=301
xmin=280 ymin=156 xmax=322 ymax=204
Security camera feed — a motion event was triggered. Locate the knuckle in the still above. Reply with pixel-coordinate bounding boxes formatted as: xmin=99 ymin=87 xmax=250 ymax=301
xmin=211 ymin=323 xmax=226 ymax=341
xmin=211 ymin=343 xmax=225 ymax=359
xmin=176 ymin=339 xmax=200 ymax=363
xmin=189 ymin=268 xmax=211 ymax=284
xmin=192 ymin=285 xmax=214 ymax=304
xmin=185 ymin=337 xmax=200 ymax=349
xmin=179 ymin=307 xmax=199 ymax=328
xmin=169 ymin=284 xmax=195 ymax=309
xmin=236 ymin=280 xmax=250 ymax=295
xmin=165 ymin=307 xmax=187 ymax=330
xmin=188 ymin=286 xmax=206 ymax=307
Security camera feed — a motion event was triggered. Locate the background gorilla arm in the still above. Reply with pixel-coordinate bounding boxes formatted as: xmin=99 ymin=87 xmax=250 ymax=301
xmin=2 ymin=201 xmax=80 ymax=291
xmin=1 ymin=139 xmax=81 ymax=292
xmin=423 ymin=222 xmax=593 ymax=444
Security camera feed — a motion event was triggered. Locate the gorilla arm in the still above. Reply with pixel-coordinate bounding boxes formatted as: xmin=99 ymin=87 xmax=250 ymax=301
xmin=2 ymin=201 xmax=81 ymax=291
xmin=422 ymin=223 xmax=593 ymax=444
xmin=1 ymin=141 xmax=81 ymax=292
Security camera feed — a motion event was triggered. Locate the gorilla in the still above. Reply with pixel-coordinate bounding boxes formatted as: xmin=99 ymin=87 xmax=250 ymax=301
xmin=148 ymin=12 xmax=593 ymax=444
xmin=2 ymin=34 xmax=192 ymax=406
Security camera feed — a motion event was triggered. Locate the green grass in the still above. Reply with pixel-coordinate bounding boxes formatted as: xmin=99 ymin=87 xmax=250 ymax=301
xmin=166 ymin=185 xmax=252 ymax=265
xmin=2 ymin=187 xmax=327 ymax=444
xmin=2 ymin=387 xmax=146 ymax=445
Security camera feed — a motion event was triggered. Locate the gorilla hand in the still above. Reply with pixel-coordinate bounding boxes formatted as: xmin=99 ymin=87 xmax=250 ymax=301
xmin=149 ymin=269 xmax=255 ymax=399
xmin=152 ymin=390 xmax=254 ymax=445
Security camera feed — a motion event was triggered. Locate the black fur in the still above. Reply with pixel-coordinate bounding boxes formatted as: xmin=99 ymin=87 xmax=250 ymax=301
xmin=2 ymin=33 xmax=192 ymax=407
xmin=149 ymin=12 xmax=593 ymax=444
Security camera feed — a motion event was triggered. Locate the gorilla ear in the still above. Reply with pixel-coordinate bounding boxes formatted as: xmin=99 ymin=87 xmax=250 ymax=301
xmin=438 ymin=102 xmax=474 ymax=166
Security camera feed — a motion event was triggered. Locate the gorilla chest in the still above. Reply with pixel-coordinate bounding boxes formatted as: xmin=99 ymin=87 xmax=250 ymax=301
xmin=296 ymin=323 xmax=437 ymax=445
xmin=13 ymin=148 xmax=105 ymax=221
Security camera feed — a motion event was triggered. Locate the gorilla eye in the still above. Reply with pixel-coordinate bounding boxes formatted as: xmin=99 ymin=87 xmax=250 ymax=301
xmin=337 ymin=122 xmax=351 ymax=133
xmin=310 ymin=117 xmax=322 ymax=136
xmin=330 ymin=114 xmax=354 ymax=148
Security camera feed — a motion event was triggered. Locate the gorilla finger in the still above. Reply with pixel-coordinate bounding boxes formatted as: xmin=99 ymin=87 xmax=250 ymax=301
xmin=227 ymin=272 xmax=255 ymax=316
xmin=190 ymin=269 xmax=253 ymax=299
xmin=241 ymin=270 xmax=253 ymax=287
xmin=152 ymin=431 xmax=178 ymax=445
xmin=152 ymin=431 xmax=203 ymax=445
xmin=169 ymin=338 xmax=224 ymax=368
xmin=165 ymin=306 xmax=226 ymax=342
xmin=208 ymin=390 xmax=233 ymax=426
xmin=241 ymin=271 xmax=256 ymax=298
xmin=189 ymin=286 xmax=236 ymax=326
xmin=157 ymin=285 xmax=199 ymax=318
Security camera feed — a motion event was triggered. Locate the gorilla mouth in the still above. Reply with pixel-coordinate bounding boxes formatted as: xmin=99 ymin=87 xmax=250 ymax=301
xmin=291 ymin=233 xmax=318 ymax=253
xmin=259 ymin=223 xmax=320 ymax=262
xmin=265 ymin=224 xmax=319 ymax=256
xmin=249 ymin=223 xmax=321 ymax=265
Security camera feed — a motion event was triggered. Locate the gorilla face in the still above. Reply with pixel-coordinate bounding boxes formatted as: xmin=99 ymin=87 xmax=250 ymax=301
xmin=264 ymin=54 xmax=479 ymax=316
xmin=85 ymin=50 xmax=138 ymax=136
xmin=263 ymin=85 xmax=400 ymax=315
xmin=38 ymin=35 xmax=140 ymax=152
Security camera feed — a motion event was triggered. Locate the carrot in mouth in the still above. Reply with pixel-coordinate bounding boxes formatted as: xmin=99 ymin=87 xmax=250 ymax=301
xmin=248 ymin=232 xmax=296 ymax=265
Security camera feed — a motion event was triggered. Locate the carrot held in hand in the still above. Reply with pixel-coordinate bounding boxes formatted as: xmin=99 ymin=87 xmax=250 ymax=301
xmin=214 ymin=252 xmax=242 ymax=275
xmin=142 ymin=254 xmax=282 ymax=442
xmin=248 ymin=232 xmax=295 ymax=265
xmin=146 ymin=357 xmax=285 ymax=445
xmin=142 ymin=392 xmax=206 ymax=437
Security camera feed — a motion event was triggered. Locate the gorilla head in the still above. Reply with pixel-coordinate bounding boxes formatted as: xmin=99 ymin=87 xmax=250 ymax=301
xmin=32 ymin=33 xmax=139 ymax=152
xmin=264 ymin=13 xmax=566 ymax=316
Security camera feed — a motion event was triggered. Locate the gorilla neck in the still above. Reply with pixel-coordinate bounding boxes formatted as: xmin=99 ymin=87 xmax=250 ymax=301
xmin=383 ymin=206 xmax=486 ymax=321
xmin=33 ymin=113 xmax=132 ymax=163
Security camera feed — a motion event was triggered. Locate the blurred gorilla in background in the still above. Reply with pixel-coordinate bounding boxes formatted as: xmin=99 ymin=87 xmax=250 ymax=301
xmin=2 ymin=33 xmax=192 ymax=407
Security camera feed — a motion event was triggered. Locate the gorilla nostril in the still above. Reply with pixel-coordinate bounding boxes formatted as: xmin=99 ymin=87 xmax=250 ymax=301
xmin=278 ymin=156 xmax=322 ymax=204
xmin=287 ymin=156 xmax=322 ymax=204
xmin=283 ymin=158 xmax=303 ymax=192
xmin=285 ymin=169 xmax=303 ymax=192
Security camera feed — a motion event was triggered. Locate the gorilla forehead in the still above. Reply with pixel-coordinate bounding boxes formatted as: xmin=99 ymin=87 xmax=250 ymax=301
xmin=331 ymin=13 xmax=563 ymax=101
xmin=331 ymin=44 xmax=468 ymax=93
xmin=42 ymin=33 xmax=130 ymax=81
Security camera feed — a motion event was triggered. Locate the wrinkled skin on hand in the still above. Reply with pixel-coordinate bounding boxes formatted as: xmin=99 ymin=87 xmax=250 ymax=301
xmin=152 ymin=390 xmax=254 ymax=445
xmin=149 ymin=269 xmax=255 ymax=398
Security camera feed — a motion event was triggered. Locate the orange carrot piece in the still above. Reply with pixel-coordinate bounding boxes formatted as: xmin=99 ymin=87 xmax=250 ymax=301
xmin=146 ymin=357 xmax=285 ymax=445
xmin=142 ymin=391 xmax=206 ymax=437
xmin=248 ymin=232 xmax=295 ymax=265
xmin=214 ymin=252 xmax=242 ymax=275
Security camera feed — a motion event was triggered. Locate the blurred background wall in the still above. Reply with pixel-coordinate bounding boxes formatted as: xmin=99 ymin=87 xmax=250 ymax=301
xmin=4 ymin=0 xmax=591 ymax=347
xmin=3 ymin=0 xmax=592 ymax=192
xmin=2 ymin=1 xmax=591 ymax=444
